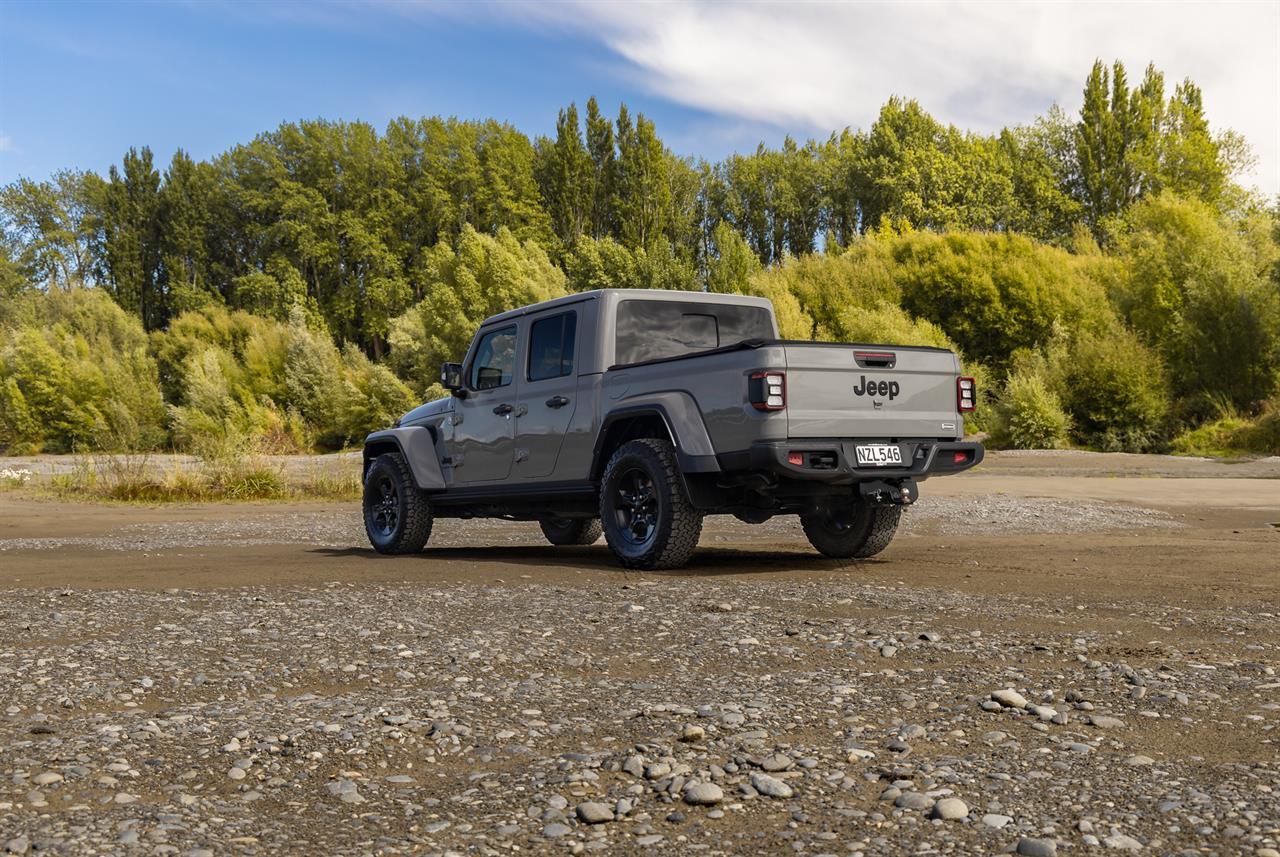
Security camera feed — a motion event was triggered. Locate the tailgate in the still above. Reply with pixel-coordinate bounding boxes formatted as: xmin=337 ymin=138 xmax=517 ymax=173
xmin=783 ymin=344 xmax=963 ymax=439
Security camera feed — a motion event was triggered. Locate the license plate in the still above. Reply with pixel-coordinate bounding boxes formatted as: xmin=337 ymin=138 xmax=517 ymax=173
xmin=855 ymin=444 xmax=903 ymax=466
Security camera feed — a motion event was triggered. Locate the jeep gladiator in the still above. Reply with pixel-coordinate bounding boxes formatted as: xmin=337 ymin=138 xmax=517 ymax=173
xmin=362 ymin=289 xmax=983 ymax=569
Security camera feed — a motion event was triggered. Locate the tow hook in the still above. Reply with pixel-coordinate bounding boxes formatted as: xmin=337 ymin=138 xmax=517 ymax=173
xmin=859 ymin=479 xmax=918 ymax=506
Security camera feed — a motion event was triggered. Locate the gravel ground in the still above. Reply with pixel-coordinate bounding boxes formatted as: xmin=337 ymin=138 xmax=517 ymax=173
xmin=1 ymin=460 xmax=1277 ymax=856
xmin=2 ymin=570 xmax=1276 ymax=856
xmin=0 ymin=494 xmax=1180 ymax=554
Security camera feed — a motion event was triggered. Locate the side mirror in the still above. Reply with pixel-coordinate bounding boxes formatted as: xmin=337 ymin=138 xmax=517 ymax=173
xmin=441 ymin=362 xmax=465 ymax=395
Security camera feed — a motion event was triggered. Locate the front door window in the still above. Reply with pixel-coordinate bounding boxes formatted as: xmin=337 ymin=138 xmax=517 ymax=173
xmin=471 ymin=326 xmax=517 ymax=390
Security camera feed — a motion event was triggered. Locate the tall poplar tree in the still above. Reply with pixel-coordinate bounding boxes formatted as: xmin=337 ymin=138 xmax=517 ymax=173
xmin=585 ymin=97 xmax=617 ymax=240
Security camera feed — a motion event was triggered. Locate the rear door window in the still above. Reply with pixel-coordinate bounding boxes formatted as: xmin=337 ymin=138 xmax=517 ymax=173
xmin=527 ymin=312 xmax=577 ymax=382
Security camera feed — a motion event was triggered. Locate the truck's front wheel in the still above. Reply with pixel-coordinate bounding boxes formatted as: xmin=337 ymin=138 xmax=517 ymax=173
xmin=801 ymin=500 xmax=900 ymax=559
xmin=364 ymin=452 xmax=433 ymax=555
xmin=599 ymin=438 xmax=703 ymax=570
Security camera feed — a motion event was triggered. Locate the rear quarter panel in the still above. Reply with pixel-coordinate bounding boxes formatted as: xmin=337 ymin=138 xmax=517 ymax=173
xmin=605 ymin=346 xmax=789 ymax=455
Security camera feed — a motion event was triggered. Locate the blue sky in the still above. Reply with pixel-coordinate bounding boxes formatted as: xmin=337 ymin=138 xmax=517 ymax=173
xmin=2 ymin=1 xmax=1277 ymax=193
xmin=0 ymin=0 xmax=770 ymax=183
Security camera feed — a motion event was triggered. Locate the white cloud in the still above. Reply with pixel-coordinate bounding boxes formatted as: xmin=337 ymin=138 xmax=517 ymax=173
xmin=493 ymin=0 xmax=1280 ymax=195
xmin=0 ymin=134 xmax=13 ymax=155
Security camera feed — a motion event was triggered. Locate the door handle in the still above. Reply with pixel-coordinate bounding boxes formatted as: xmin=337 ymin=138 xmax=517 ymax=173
xmin=545 ymin=395 xmax=570 ymax=409
xmin=492 ymin=403 xmax=513 ymax=416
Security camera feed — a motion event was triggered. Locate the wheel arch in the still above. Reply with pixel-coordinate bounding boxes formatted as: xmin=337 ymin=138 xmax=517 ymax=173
xmin=363 ymin=427 xmax=446 ymax=491
xmin=590 ymin=396 xmax=720 ymax=482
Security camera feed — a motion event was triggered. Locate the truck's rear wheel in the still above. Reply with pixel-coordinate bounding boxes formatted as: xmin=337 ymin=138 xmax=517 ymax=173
xmin=801 ymin=500 xmax=900 ymax=559
xmin=364 ymin=452 xmax=433 ymax=555
xmin=599 ymin=438 xmax=703 ymax=570
xmin=540 ymin=517 xmax=603 ymax=546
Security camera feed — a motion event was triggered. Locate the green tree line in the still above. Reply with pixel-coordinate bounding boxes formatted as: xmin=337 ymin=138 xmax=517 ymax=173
xmin=2 ymin=59 xmax=1278 ymax=456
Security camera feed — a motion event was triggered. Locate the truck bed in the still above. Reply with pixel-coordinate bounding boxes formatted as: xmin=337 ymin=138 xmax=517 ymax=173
xmin=607 ymin=338 xmax=965 ymax=447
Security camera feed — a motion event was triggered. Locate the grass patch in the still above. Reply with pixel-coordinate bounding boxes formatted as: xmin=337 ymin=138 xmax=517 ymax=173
xmin=0 ymin=466 xmax=35 ymax=489
xmin=31 ymin=454 xmax=358 ymax=503
xmin=1171 ymin=399 xmax=1280 ymax=458
xmin=297 ymin=466 xmax=363 ymax=501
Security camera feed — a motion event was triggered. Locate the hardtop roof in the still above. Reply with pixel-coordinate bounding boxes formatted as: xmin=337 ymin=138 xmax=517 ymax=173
xmin=479 ymin=288 xmax=774 ymax=327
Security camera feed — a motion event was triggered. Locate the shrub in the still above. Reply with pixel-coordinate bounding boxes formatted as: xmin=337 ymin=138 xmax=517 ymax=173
xmin=1170 ymin=412 xmax=1252 ymax=458
xmin=563 ymin=236 xmax=640 ymax=292
xmin=0 ymin=288 xmax=167 ymax=453
xmin=705 ymin=222 xmax=761 ymax=295
xmin=334 ymin=345 xmax=416 ymax=446
xmin=151 ymin=304 xmax=292 ymax=406
xmin=284 ymin=308 xmax=344 ymax=435
xmin=990 ymin=369 xmax=1071 ymax=449
xmin=167 ymin=347 xmax=311 ymax=456
xmin=297 ymin=464 xmax=362 ymax=500
xmin=207 ymin=460 xmax=287 ymax=500
xmin=1112 ymin=193 xmax=1280 ymax=416
xmin=160 ymin=303 xmax=409 ymax=452
xmin=1171 ymin=397 xmax=1280 ymax=457
xmin=748 ymin=276 xmax=812 ymax=340
xmin=1240 ymin=402 xmax=1280 ymax=455
xmin=960 ymin=360 xmax=996 ymax=436
xmin=833 ymin=302 xmax=958 ymax=351
xmin=893 ymin=231 xmax=1119 ymax=364
xmin=1053 ymin=327 xmax=1170 ymax=452
xmin=750 ymin=239 xmax=898 ymax=337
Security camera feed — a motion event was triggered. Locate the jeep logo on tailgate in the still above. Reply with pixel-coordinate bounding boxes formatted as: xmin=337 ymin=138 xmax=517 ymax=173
xmin=853 ymin=375 xmax=899 ymax=400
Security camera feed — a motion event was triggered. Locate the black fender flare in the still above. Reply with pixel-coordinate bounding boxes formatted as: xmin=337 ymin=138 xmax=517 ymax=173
xmin=363 ymin=427 xmax=446 ymax=491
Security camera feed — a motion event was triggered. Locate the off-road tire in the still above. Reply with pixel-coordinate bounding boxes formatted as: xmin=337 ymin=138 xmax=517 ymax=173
xmin=363 ymin=452 xmax=433 ymax=555
xmin=801 ymin=500 xmax=901 ymax=559
xmin=599 ymin=438 xmax=703 ymax=570
xmin=539 ymin=517 xmax=603 ymax=546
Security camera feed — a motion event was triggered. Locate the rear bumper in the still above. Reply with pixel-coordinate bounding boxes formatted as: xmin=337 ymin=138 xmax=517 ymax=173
xmin=744 ymin=438 xmax=984 ymax=484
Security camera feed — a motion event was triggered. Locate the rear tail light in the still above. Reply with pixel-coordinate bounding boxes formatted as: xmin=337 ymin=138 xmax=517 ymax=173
xmin=953 ymin=450 xmax=970 ymax=464
xmin=749 ymin=371 xmax=786 ymax=411
xmin=957 ymin=376 xmax=976 ymax=412
xmin=787 ymin=451 xmax=804 ymax=466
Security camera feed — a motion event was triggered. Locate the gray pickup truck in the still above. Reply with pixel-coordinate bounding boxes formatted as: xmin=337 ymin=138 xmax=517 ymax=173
xmin=362 ymin=289 xmax=982 ymax=569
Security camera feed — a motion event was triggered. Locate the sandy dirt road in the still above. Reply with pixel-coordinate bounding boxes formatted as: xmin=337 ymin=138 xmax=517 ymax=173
xmin=0 ymin=452 xmax=1277 ymax=855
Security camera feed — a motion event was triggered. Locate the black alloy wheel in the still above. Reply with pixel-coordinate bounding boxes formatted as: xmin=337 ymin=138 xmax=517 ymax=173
xmin=369 ymin=473 xmax=400 ymax=538
xmin=598 ymin=438 xmax=702 ymax=570
xmin=611 ymin=467 xmax=659 ymax=550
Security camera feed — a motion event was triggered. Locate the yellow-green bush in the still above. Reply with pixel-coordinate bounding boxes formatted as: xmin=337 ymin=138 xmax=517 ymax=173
xmin=159 ymin=302 xmax=415 ymax=453
xmin=334 ymin=345 xmax=416 ymax=446
xmin=960 ymin=360 xmax=996 ymax=436
xmin=750 ymin=240 xmax=898 ymax=338
xmin=1233 ymin=403 xmax=1280 ymax=455
xmin=284 ymin=310 xmax=344 ymax=436
xmin=893 ymin=231 xmax=1120 ymax=365
xmin=1111 ymin=193 xmax=1280 ymax=417
xmin=167 ymin=347 xmax=311 ymax=456
xmin=1051 ymin=327 xmax=1170 ymax=452
xmin=832 ymin=302 xmax=958 ymax=351
xmin=150 ymin=304 xmax=291 ymax=406
xmin=705 ymin=222 xmax=762 ymax=296
xmin=989 ymin=369 xmax=1071 ymax=449
xmin=1171 ymin=397 xmax=1280 ymax=457
xmin=0 ymin=288 xmax=167 ymax=452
